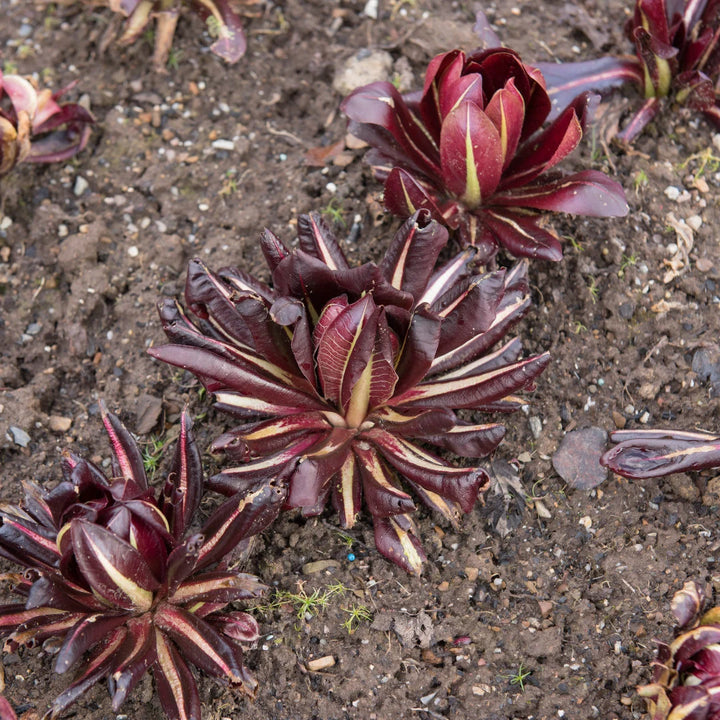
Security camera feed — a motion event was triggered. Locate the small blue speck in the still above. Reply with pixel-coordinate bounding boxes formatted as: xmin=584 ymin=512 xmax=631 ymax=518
xmin=347 ymin=553 xmax=356 ymax=562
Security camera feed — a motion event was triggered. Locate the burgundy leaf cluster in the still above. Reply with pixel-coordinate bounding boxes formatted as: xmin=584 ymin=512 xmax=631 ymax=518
xmin=149 ymin=211 xmax=550 ymax=574
xmin=0 ymin=404 xmax=283 ymax=720
xmin=0 ymin=71 xmax=94 ymax=176
xmin=538 ymin=0 xmax=720 ymax=143
xmin=601 ymin=428 xmax=720 ymax=479
xmin=341 ymin=47 xmax=628 ymax=264
xmin=88 ymin=0 xmax=247 ymax=68
xmin=639 ymin=580 xmax=720 ymax=719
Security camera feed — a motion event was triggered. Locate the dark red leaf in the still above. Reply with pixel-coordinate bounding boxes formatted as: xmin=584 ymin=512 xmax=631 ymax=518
xmin=153 ymin=630 xmax=202 ymax=720
xmin=440 ymin=102 xmax=503 ymax=207
xmin=100 ymin=402 xmax=148 ymax=491
xmin=71 ymin=520 xmax=159 ymax=612
xmin=373 ymin=514 xmax=426 ymax=575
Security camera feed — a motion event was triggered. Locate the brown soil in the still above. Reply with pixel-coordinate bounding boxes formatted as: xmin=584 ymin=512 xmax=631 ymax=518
xmin=2 ymin=1 xmax=720 ymax=719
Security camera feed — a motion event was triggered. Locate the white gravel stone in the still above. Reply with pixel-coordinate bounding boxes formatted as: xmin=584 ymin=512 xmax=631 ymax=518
xmin=74 ymin=176 xmax=89 ymax=196
xmin=211 ymin=139 xmax=235 ymax=151
xmin=687 ymin=214 xmax=703 ymax=230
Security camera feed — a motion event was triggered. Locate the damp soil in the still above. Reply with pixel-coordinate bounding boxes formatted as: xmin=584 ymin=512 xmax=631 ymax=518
xmin=2 ymin=2 xmax=720 ymax=719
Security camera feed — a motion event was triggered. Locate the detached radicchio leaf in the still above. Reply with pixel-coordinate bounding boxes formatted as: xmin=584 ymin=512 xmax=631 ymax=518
xmin=601 ymin=428 xmax=720 ymax=478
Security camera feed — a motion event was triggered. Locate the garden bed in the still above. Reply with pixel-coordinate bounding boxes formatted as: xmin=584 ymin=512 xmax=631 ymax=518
xmin=2 ymin=1 xmax=720 ymax=718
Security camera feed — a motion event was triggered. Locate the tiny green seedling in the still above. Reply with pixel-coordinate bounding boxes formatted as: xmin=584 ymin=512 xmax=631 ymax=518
xmin=342 ymin=603 xmax=372 ymax=634
xmin=206 ymin=15 xmax=223 ymax=39
xmin=564 ymin=234 xmax=583 ymax=253
xmin=321 ymin=198 xmax=347 ymax=227
xmin=678 ymin=147 xmax=720 ymax=181
xmin=167 ymin=47 xmax=183 ymax=70
xmin=618 ymin=253 xmax=638 ymax=278
xmin=633 ymin=169 xmax=648 ymax=193
xmin=506 ymin=662 xmax=532 ymax=691
xmin=586 ymin=276 xmax=599 ymax=304
xmin=142 ymin=433 xmax=171 ymax=479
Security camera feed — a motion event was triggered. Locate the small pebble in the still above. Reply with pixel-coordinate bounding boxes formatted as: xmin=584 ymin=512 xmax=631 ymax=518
xmin=664 ymin=186 xmax=681 ymax=200
xmin=211 ymin=139 xmax=235 ymax=151
xmin=58 ymin=223 xmax=68 ymax=238
xmin=128 ymin=246 xmax=139 ymax=258
xmin=687 ymin=215 xmax=703 ymax=230
xmin=0 ymin=216 xmax=12 ymax=231
xmin=74 ymin=176 xmax=89 ymax=196
xmin=529 ymin=416 xmax=542 ymax=439
xmin=579 ymin=516 xmax=592 ymax=530
xmin=8 ymin=426 xmax=31 ymax=447
xmin=363 ymin=0 xmax=379 ymax=18
xmin=306 ymin=655 xmax=335 ymax=671
xmin=49 ymin=416 xmax=72 ymax=433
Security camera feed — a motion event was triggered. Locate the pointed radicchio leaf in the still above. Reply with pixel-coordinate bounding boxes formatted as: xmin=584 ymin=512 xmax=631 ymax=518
xmin=417 ymin=420 xmax=506 ymax=458
xmin=297 ymin=213 xmax=350 ymax=271
xmin=484 ymin=77 xmax=526 ymax=170
xmin=536 ymin=57 xmax=643 ymax=120
xmin=379 ymin=211 xmax=448 ymax=297
xmin=54 ymin=613 xmax=128 ymax=674
xmin=286 ymin=428 xmax=353 ymax=512
xmin=353 ymin=442 xmax=415 ymax=518
xmin=71 ymin=520 xmax=159 ymax=612
xmin=170 ymin=571 xmax=266 ymax=605
xmin=492 ymin=169 xmax=629 ymax=217
xmin=439 ymin=101 xmax=503 ymax=208
xmin=48 ymin=626 xmax=127 ymax=720
xmin=163 ymin=409 xmax=203 ymax=540
xmin=480 ymin=209 xmax=563 ymax=262
xmin=196 ymin=483 xmax=286 ymax=569
xmin=99 ymin=402 xmax=148 ymax=491
xmin=341 ymin=81 xmax=441 ymax=179
xmin=108 ymin=616 xmax=156 ymax=711
xmin=392 ymin=306 xmax=442 ymax=398
xmin=383 ymin=168 xmax=446 ymax=226
xmin=373 ymin=514 xmax=426 ymax=575
xmin=396 ymin=352 xmax=551 ymax=410
xmin=331 ymin=452 xmax=363 ymax=529
xmin=154 ymin=603 xmax=245 ymax=683
xmin=502 ymin=100 xmax=585 ymax=191
xmin=315 ymin=296 xmax=395 ymax=418
xmin=210 ymin=610 xmax=260 ymax=643
xmin=153 ymin=629 xmax=202 ymax=720
xmin=147 ymin=344 xmax=325 ymax=414
xmin=369 ymin=429 xmax=486 ymax=512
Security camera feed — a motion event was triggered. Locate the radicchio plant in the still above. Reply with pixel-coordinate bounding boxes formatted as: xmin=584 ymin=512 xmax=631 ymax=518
xmin=84 ymin=0 xmax=247 ymax=68
xmin=601 ymin=428 xmax=720 ymax=478
xmin=0 ymin=72 xmax=94 ymax=176
xmin=148 ymin=211 xmax=550 ymax=574
xmin=639 ymin=580 xmax=720 ymax=719
xmin=0 ymin=403 xmax=283 ymax=720
xmin=538 ymin=0 xmax=720 ymax=143
xmin=341 ymin=47 xmax=628 ymax=265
